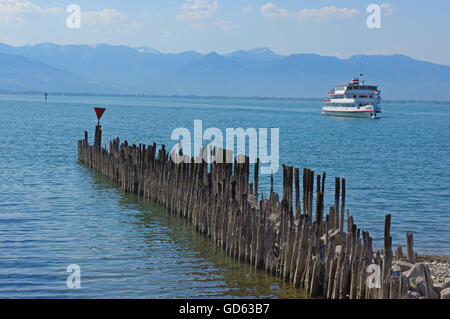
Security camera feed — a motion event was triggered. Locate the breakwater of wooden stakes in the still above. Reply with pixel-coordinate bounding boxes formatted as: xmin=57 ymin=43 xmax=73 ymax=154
xmin=77 ymin=125 xmax=441 ymax=299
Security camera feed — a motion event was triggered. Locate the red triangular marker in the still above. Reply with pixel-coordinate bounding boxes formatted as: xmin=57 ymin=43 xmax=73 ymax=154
xmin=94 ymin=107 xmax=106 ymax=121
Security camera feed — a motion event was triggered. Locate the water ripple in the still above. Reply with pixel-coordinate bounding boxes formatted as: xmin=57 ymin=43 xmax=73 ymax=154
xmin=0 ymin=94 xmax=449 ymax=298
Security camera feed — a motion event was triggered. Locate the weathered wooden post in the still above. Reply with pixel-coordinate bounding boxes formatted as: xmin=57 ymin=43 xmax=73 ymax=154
xmin=93 ymin=107 xmax=106 ymax=149
xmin=302 ymin=168 xmax=306 ymax=216
xmin=340 ymin=178 xmax=346 ymax=233
xmin=406 ymin=232 xmax=415 ymax=264
xmin=395 ymin=246 xmax=403 ymax=260
xmin=94 ymin=125 xmax=102 ymax=148
xmin=382 ymin=214 xmax=392 ymax=299
xmin=294 ymin=167 xmax=300 ymax=217
xmin=254 ymin=158 xmax=259 ymax=197
xmin=287 ymin=166 xmax=293 ymax=214
xmin=321 ymin=172 xmax=326 ymax=193
xmin=270 ymin=171 xmax=274 ymax=195
xmin=315 ymin=186 xmax=323 ymax=225
xmin=316 ymin=174 xmax=320 ymax=212
xmin=334 ymin=177 xmax=340 ymax=230
xmin=305 ymin=169 xmax=314 ymax=219
xmin=282 ymin=165 xmax=287 ymax=205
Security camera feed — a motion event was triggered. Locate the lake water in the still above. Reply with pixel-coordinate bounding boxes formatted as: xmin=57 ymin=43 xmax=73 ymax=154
xmin=0 ymin=93 xmax=449 ymax=298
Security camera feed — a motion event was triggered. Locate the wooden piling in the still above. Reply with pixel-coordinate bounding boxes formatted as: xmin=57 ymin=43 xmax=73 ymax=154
xmin=406 ymin=232 xmax=415 ymax=264
xmin=340 ymin=178 xmax=345 ymax=233
xmin=76 ymin=126 xmax=433 ymax=300
xmin=294 ymin=167 xmax=300 ymax=217
xmin=334 ymin=177 xmax=340 ymax=231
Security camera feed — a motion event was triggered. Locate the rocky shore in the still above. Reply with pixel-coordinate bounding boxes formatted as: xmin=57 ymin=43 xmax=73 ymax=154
xmin=392 ymin=255 xmax=450 ymax=299
xmin=325 ymin=228 xmax=450 ymax=299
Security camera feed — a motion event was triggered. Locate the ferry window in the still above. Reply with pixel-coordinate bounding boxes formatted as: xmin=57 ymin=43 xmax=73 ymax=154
xmin=359 ymin=104 xmax=363 ymax=106
xmin=370 ymin=95 xmax=373 ymax=98
xmin=353 ymin=95 xmax=356 ymax=98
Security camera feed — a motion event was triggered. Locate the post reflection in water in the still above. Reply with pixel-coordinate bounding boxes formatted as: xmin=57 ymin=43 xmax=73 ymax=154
xmin=92 ymin=172 xmax=308 ymax=299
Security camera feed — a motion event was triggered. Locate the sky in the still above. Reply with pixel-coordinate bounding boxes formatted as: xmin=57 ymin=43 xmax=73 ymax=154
xmin=0 ymin=0 xmax=449 ymax=65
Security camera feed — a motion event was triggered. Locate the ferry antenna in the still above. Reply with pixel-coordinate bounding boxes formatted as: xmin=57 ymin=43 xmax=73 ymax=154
xmin=359 ymin=62 xmax=365 ymax=85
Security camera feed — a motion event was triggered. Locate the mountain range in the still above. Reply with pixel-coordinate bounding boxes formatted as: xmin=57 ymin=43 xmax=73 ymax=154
xmin=1 ymin=42 xmax=450 ymax=101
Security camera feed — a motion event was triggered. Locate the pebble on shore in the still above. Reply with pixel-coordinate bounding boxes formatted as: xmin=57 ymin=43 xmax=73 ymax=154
xmin=396 ymin=257 xmax=450 ymax=299
xmin=423 ymin=260 xmax=450 ymax=284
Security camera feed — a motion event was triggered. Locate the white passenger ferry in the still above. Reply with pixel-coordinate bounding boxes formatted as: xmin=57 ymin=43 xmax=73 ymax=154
xmin=322 ymin=76 xmax=381 ymax=119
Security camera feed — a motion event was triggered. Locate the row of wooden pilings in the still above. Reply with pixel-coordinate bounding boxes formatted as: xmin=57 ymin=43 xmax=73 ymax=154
xmin=78 ymin=125 xmax=422 ymax=299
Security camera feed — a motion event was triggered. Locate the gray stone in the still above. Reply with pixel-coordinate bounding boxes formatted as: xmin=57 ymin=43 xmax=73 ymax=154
xmin=405 ymin=262 xmax=425 ymax=279
xmin=444 ymin=277 xmax=450 ymax=289
xmin=410 ymin=276 xmax=424 ymax=291
xmin=393 ymin=260 xmax=414 ymax=272
xmin=407 ymin=290 xmax=421 ymax=299
xmin=418 ymin=282 xmax=426 ymax=296
xmin=433 ymin=282 xmax=444 ymax=294
xmin=415 ymin=276 xmax=425 ymax=286
xmin=409 ymin=278 xmax=417 ymax=290
xmin=440 ymin=287 xmax=450 ymax=299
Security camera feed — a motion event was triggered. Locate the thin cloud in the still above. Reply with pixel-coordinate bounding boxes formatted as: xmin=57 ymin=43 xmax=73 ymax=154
xmin=82 ymin=8 xmax=142 ymax=33
xmin=0 ymin=0 xmax=61 ymax=24
xmin=83 ymin=8 xmax=127 ymax=26
xmin=381 ymin=3 xmax=394 ymax=16
xmin=176 ymin=0 xmax=218 ymax=22
xmin=214 ymin=18 xmax=232 ymax=31
xmin=242 ymin=6 xmax=253 ymax=14
xmin=260 ymin=3 xmax=289 ymax=19
xmin=297 ymin=6 xmax=359 ymax=22
xmin=176 ymin=0 xmax=230 ymax=31
xmin=161 ymin=29 xmax=172 ymax=39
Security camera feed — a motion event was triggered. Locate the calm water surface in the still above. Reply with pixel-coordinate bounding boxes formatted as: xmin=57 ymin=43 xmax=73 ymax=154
xmin=0 ymin=93 xmax=449 ymax=298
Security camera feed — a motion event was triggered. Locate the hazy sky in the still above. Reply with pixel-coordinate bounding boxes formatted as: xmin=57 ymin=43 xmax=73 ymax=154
xmin=0 ymin=0 xmax=449 ymax=65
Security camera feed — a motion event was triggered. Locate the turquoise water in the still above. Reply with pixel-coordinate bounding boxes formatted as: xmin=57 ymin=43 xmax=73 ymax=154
xmin=0 ymin=93 xmax=449 ymax=298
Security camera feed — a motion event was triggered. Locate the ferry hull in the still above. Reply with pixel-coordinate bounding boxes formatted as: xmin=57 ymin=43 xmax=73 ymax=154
xmin=323 ymin=77 xmax=381 ymax=119
xmin=322 ymin=110 xmax=377 ymax=119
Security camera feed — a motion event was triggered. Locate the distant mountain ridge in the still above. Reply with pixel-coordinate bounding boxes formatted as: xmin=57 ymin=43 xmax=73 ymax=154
xmin=0 ymin=43 xmax=449 ymax=100
xmin=0 ymin=51 xmax=108 ymax=93
xmin=226 ymin=47 xmax=285 ymax=63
